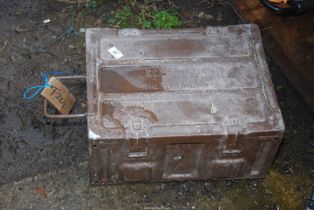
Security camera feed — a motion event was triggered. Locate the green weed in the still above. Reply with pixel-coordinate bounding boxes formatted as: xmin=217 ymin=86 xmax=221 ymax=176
xmin=107 ymin=6 xmax=134 ymax=28
xmin=107 ymin=1 xmax=181 ymax=29
xmin=153 ymin=10 xmax=181 ymax=29
xmin=85 ymin=0 xmax=106 ymax=9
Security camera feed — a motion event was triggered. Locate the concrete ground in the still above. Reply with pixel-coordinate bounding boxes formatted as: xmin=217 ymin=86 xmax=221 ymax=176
xmin=0 ymin=0 xmax=313 ymax=209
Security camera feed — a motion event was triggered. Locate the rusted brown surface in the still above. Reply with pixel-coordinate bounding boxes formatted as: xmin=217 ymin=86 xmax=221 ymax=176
xmin=233 ymin=0 xmax=314 ymax=110
xmin=85 ymin=25 xmax=284 ymax=185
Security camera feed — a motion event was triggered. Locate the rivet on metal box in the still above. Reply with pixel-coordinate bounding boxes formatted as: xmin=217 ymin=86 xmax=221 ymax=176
xmin=82 ymin=24 xmax=284 ymax=185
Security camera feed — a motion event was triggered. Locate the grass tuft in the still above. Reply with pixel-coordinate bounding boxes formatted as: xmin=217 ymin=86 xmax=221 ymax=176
xmin=106 ymin=1 xmax=181 ymax=29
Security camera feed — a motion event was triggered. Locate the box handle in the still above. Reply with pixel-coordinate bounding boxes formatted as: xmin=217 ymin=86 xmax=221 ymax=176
xmin=43 ymin=75 xmax=87 ymax=119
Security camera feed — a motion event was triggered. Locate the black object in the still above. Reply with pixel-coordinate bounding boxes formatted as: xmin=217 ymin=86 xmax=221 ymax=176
xmin=308 ymin=191 xmax=314 ymax=210
xmin=260 ymin=0 xmax=314 ymax=14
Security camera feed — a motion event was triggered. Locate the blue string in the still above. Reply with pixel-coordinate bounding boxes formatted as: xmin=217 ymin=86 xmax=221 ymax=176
xmin=23 ymin=71 xmax=72 ymax=100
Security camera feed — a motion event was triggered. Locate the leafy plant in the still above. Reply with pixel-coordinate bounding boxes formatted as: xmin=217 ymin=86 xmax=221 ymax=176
xmin=153 ymin=10 xmax=181 ymax=29
xmin=107 ymin=6 xmax=134 ymax=28
xmin=142 ymin=20 xmax=153 ymax=29
xmin=107 ymin=2 xmax=181 ymax=29
xmin=85 ymin=0 xmax=106 ymax=9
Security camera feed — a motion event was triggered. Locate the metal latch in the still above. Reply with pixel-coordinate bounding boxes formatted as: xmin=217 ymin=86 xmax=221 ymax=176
xmin=128 ymin=139 xmax=148 ymax=158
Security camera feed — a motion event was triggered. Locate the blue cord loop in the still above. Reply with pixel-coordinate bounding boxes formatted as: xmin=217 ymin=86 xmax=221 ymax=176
xmin=23 ymin=71 xmax=72 ymax=100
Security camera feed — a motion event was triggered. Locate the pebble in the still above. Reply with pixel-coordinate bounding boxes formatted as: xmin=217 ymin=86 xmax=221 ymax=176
xmin=198 ymin=12 xmax=213 ymax=20
xmin=43 ymin=19 xmax=51 ymax=24
xmin=9 ymin=56 xmax=16 ymax=62
xmin=160 ymin=183 xmax=165 ymax=189
xmin=143 ymin=195 xmax=151 ymax=203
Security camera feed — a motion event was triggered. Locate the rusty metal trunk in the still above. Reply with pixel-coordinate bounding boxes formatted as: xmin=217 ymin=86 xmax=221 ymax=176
xmin=85 ymin=25 xmax=284 ymax=185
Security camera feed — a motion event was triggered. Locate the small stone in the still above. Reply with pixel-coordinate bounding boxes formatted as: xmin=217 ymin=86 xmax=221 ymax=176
xmin=15 ymin=25 xmax=27 ymax=33
xmin=95 ymin=19 xmax=102 ymax=26
xmin=217 ymin=14 xmax=222 ymax=22
xmin=160 ymin=183 xmax=166 ymax=191
xmin=198 ymin=12 xmax=214 ymax=20
xmin=9 ymin=56 xmax=16 ymax=62
xmin=21 ymin=53 xmax=32 ymax=59
xmin=143 ymin=195 xmax=151 ymax=203
xmin=43 ymin=19 xmax=51 ymax=24
xmin=226 ymin=180 xmax=233 ymax=187
xmin=80 ymin=102 xmax=86 ymax=108
xmin=177 ymin=191 xmax=183 ymax=196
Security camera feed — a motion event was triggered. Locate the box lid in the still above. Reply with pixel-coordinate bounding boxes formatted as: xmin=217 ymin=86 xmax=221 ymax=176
xmin=85 ymin=25 xmax=284 ymax=140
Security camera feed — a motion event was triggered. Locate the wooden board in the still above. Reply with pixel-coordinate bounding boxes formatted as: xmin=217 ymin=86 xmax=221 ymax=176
xmin=233 ymin=0 xmax=314 ymax=111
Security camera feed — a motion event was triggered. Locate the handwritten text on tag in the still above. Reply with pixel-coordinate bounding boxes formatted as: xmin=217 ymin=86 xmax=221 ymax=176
xmin=40 ymin=77 xmax=76 ymax=115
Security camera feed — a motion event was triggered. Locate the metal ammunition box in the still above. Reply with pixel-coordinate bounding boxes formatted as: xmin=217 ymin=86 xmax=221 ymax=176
xmin=85 ymin=25 xmax=284 ymax=185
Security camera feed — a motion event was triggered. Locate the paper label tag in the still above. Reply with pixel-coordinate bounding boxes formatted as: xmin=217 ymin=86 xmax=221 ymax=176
xmin=40 ymin=77 xmax=76 ymax=115
xmin=108 ymin=46 xmax=123 ymax=59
